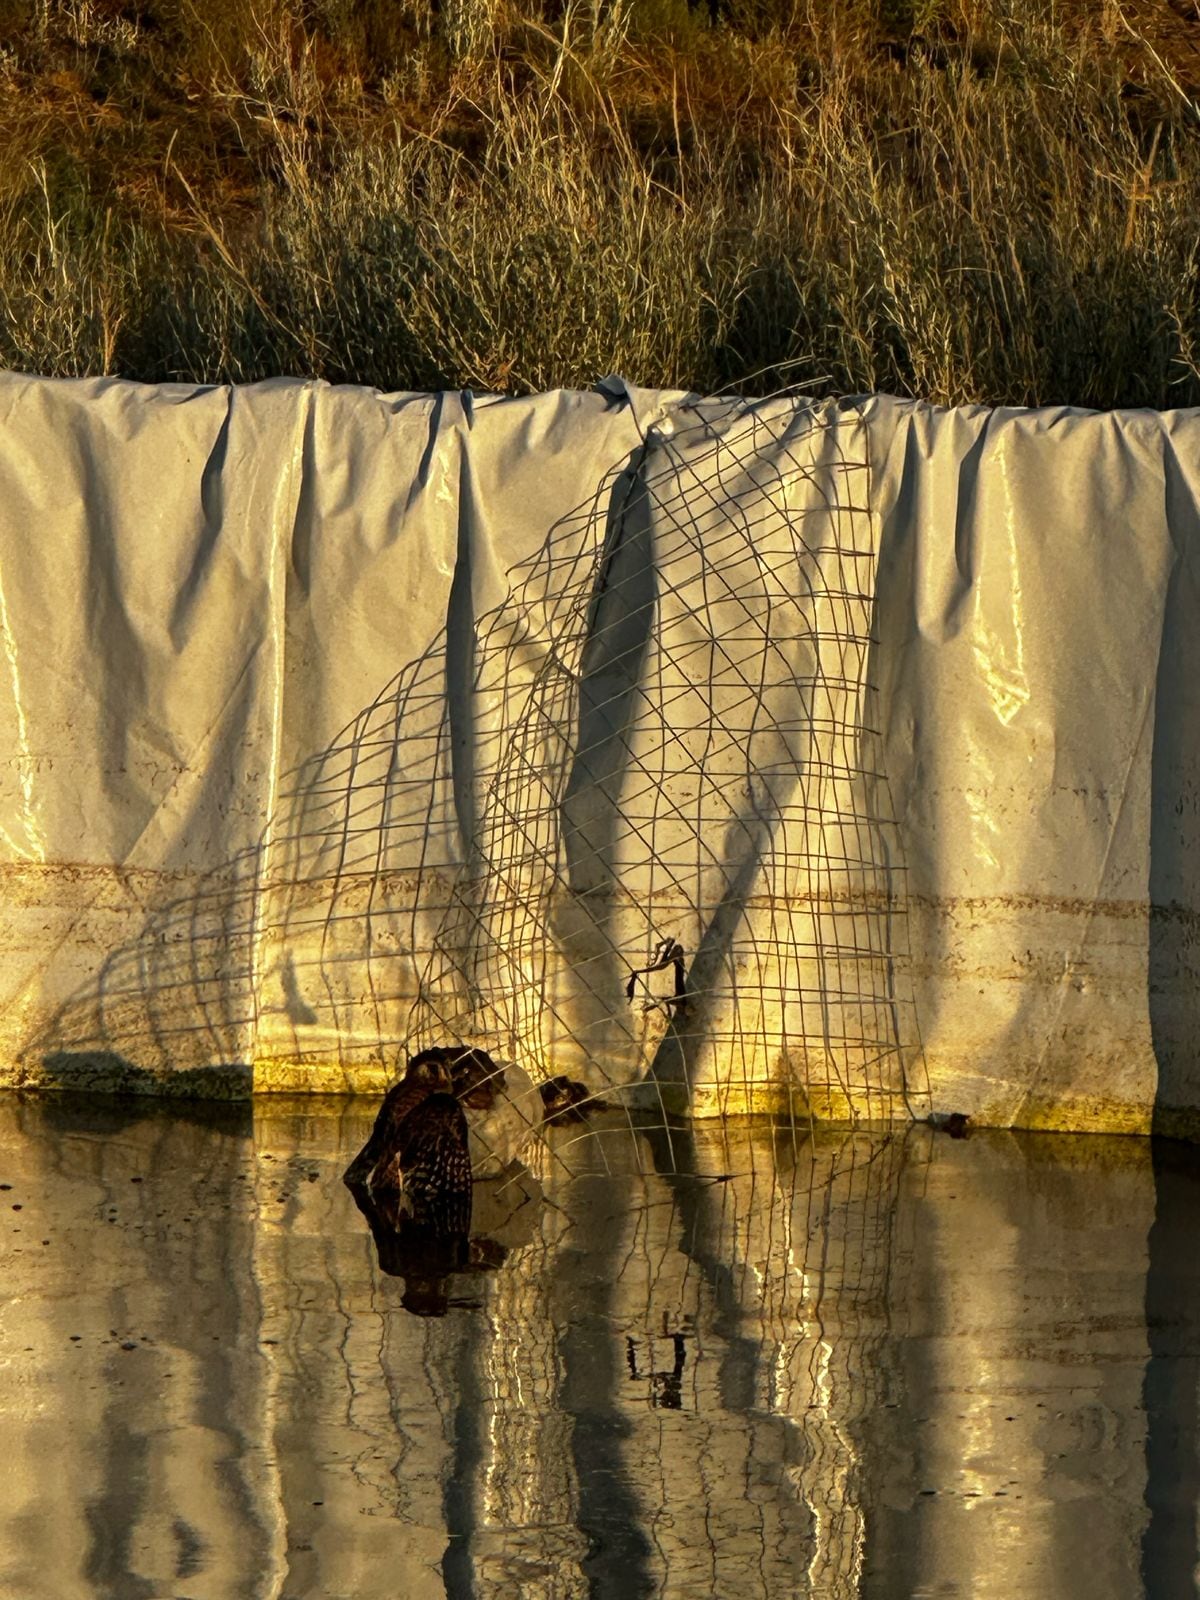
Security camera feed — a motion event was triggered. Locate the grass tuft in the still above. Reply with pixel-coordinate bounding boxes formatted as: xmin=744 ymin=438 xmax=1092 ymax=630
xmin=0 ymin=0 xmax=1199 ymax=404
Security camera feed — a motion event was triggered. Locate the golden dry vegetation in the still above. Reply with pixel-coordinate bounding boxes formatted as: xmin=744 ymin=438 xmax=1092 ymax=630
xmin=1 ymin=0 xmax=1199 ymax=402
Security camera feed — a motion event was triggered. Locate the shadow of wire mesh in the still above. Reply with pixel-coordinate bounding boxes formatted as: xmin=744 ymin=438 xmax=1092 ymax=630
xmin=29 ymin=394 xmax=928 ymax=1135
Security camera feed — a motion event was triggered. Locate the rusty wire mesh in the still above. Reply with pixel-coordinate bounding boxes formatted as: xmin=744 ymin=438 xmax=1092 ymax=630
xmin=31 ymin=394 xmax=926 ymax=1140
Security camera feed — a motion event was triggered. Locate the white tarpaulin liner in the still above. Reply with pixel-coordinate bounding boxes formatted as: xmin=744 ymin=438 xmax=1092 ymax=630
xmin=1 ymin=371 xmax=1198 ymax=1132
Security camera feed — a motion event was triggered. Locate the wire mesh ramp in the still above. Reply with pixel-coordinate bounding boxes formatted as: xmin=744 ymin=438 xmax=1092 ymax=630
xmin=26 ymin=389 xmax=927 ymax=1134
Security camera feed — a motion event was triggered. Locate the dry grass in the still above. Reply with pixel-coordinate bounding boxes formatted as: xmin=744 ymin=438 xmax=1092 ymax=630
xmin=0 ymin=0 xmax=1199 ymax=404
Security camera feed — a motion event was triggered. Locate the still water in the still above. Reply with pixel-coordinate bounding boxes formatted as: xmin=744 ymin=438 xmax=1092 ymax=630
xmin=1 ymin=1094 xmax=1198 ymax=1600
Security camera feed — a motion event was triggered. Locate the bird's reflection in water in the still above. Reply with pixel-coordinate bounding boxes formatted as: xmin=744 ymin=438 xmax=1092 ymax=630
xmin=345 ymin=1159 xmax=544 ymax=1318
xmin=626 ymin=1330 xmax=689 ymax=1409
xmin=345 ymin=1180 xmax=512 ymax=1316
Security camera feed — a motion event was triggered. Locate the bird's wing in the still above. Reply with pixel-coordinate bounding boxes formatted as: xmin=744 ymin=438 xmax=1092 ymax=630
xmin=343 ymin=1079 xmax=420 ymax=1187
xmin=396 ymin=1094 xmax=473 ymax=1235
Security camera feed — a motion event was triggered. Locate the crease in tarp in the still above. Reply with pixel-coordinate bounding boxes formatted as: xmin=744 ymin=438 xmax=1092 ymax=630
xmin=252 ymin=379 xmax=318 ymax=1069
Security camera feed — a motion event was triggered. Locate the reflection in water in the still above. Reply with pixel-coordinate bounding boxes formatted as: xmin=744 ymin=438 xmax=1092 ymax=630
xmin=1142 ymin=1139 xmax=1200 ymax=1598
xmin=0 ymin=1095 xmax=1193 ymax=1598
xmin=626 ymin=1330 xmax=688 ymax=1410
xmin=347 ymin=1167 xmax=538 ymax=1318
xmin=349 ymin=1189 xmax=472 ymax=1318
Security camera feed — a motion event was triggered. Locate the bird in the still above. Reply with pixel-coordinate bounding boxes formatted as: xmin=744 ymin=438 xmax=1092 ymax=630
xmin=539 ymin=1074 xmax=608 ymax=1125
xmin=343 ymin=1051 xmax=474 ymax=1237
xmin=447 ymin=1047 xmax=507 ymax=1111
xmin=372 ymin=1091 xmax=473 ymax=1236
xmin=413 ymin=1044 xmax=540 ymax=1175
xmin=342 ymin=1053 xmax=456 ymax=1191
xmin=347 ymin=1046 xmax=598 ymax=1222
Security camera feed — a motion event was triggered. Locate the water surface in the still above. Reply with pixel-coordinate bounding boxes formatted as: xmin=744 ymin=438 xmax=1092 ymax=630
xmin=1 ymin=1095 xmax=1197 ymax=1599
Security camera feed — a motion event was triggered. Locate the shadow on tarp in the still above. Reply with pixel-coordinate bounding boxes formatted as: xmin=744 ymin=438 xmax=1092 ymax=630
xmin=23 ymin=1075 xmax=253 ymax=1139
xmin=1148 ymin=435 xmax=1200 ymax=1138
xmin=37 ymin=1050 xmax=252 ymax=1102
xmin=1145 ymin=441 xmax=1200 ymax=1598
xmin=20 ymin=453 xmax=652 ymax=1100
xmin=21 ymin=845 xmax=264 ymax=1094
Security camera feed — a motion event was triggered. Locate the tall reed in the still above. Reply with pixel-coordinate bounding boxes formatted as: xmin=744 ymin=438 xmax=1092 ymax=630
xmin=0 ymin=0 xmax=1197 ymax=405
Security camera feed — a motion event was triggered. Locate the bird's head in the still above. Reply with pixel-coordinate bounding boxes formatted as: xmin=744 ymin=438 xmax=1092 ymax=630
xmin=403 ymin=1053 xmax=455 ymax=1092
xmin=450 ymin=1048 xmax=505 ymax=1109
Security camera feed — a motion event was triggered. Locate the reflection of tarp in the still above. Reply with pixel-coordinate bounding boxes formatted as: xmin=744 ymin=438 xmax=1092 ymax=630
xmin=2 ymin=1098 xmax=1170 ymax=1598
xmin=0 ymin=372 xmax=1198 ymax=1130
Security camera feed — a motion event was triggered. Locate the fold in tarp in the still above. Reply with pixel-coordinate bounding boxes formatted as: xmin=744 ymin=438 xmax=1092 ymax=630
xmin=1 ymin=372 xmax=1197 ymax=1132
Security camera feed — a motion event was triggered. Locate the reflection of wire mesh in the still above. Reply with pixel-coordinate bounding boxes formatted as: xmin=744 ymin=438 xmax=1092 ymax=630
xmin=5 ymin=1090 xmax=932 ymax=1599
xmin=253 ymin=1110 xmax=922 ymax=1599
xmin=446 ymin=1124 xmax=918 ymax=1598
xmin=31 ymin=394 xmax=926 ymax=1126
